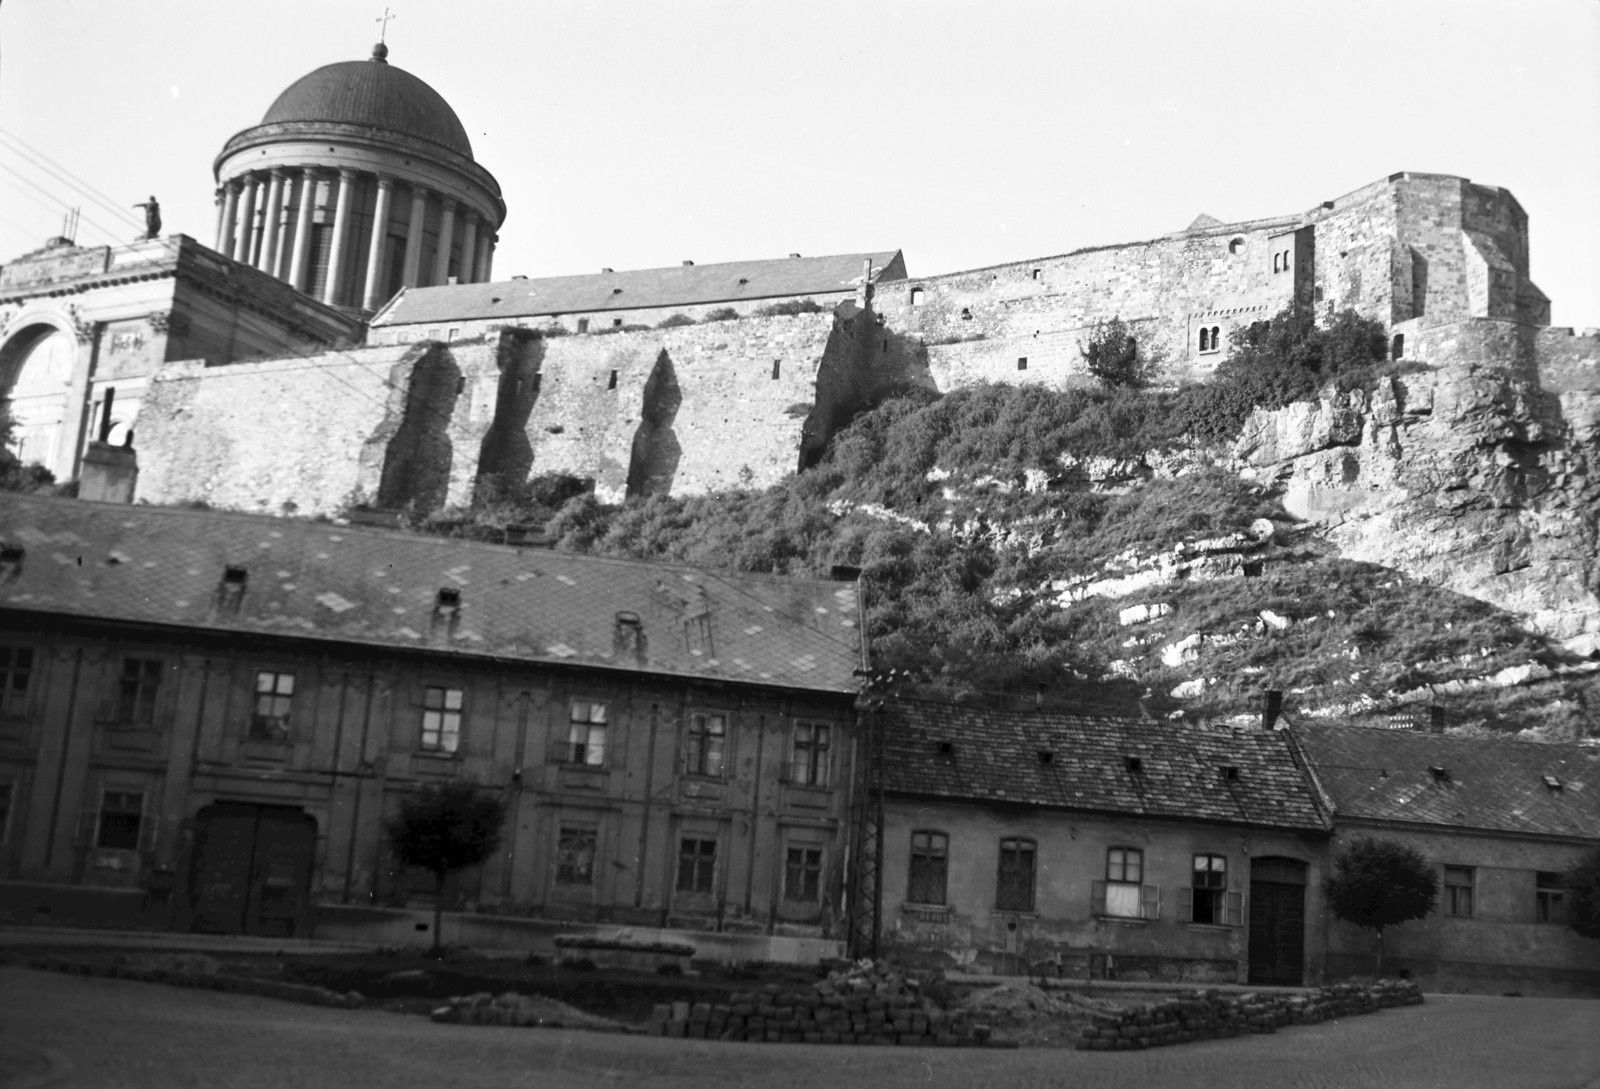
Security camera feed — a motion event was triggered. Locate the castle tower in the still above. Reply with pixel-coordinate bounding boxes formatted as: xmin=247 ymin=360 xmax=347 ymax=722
xmin=212 ymin=42 xmax=505 ymax=314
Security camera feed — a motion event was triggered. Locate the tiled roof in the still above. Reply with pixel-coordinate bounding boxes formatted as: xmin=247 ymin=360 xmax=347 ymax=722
xmin=0 ymin=495 xmax=862 ymax=694
xmin=878 ymin=700 xmax=1329 ymax=832
xmin=1295 ymin=724 xmax=1600 ymax=840
xmin=369 ymin=251 xmax=907 ymax=327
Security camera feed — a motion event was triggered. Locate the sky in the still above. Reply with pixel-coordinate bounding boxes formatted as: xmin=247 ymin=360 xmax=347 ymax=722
xmin=3 ymin=0 xmax=1598 ymax=327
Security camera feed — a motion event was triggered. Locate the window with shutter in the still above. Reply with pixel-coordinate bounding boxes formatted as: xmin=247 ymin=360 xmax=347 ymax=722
xmin=1223 ymin=890 xmax=1244 ymax=926
xmin=1101 ymin=847 xmax=1145 ymax=917
xmin=1177 ymin=886 xmax=1194 ymax=922
xmin=1140 ymin=884 xmax=1161 ymax=920
xmin=1191 ymin=853 xmax=1227 ymax=923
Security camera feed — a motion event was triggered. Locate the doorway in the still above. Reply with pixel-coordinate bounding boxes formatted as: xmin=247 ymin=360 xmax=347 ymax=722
xmin=1248 ymin=856 xmax=1307 ymax=986
xmin=188 ymin=803 xmax=316 ymax=937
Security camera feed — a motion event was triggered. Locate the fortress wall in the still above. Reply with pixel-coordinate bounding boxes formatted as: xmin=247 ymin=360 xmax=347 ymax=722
xmin=518 ymin=310 xmax=858 ymax=501
xmin=1535 ymin=327 xmax=1600 ymax=395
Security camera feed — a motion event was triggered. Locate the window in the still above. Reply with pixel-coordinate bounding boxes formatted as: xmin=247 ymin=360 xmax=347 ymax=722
xmin=577 ymin=318 xmax=590 ymax=333
xmin=251 ymin=670 xmax=295 ymax=741
xmin=677 ymin=837 xmax=716 ymax=894
xmin=1096 ymin=846 xmax=1157 ymax=919
xmin=1016 ymin=357 xmax=1028 ymax=371
xmin=566 ymin=701 xmax=608 ymax=766
xmin=1536 ymin=871 xmax=1565 ymax=924
xmin=0 ymin=646 xmax=31 ymax=717
xmin=96 ymin=790 xmax=144 ymax=851
xmin=771 ymin=360 xmax=781 ymax=380
xmin=611 ymin=318 xmax=623 ymax=328
xmin=1391 ymin=333 xmax=1404 ymax=360
xmin=996 ymin=837 xmax=1036 ymax=912
xmin=685 ymin=712 xmax=727 ymax=777
xmin=785 ymin=846 xmax=823 ymax=902
xmin=910 ymin=287 xmax=924 ymax=306
xmin=0 ymin=781 xmax=13 ymax=842
xmin=421 ymin=686 xmax=463 ymax=753
xmin=1444 ymin=865 xmax=1475 ymax=917
xmin=1273 ymin=253 xmax=1281 ymax=273
xmin=117 ymin=658 xmax=162 ymax=725
xmin=1031 ymin=268 xmax=1042 ymax=281
xmin=908 ymin=831 xmax=948 ymax=905
xmin=607 ymin=369 xmax=618 ymax=390
xmin=556 ymin=827 xmax=597 ymax=885
xmin=789 ymin=722 xmax=830 ymax=787
xmin=1190 ymin=854 xmax=1229 ymax=924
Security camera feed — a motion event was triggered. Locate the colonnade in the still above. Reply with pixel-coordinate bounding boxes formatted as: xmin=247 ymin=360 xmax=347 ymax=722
xmin=213 ymin=168 xmax=496 ymax=311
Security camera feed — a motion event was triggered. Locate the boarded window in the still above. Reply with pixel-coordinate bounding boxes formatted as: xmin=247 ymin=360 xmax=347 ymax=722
xmin=556 ymin=827 xmax=597 ymax=885
xmin=785 ymin=846 xmax=823 ymax=902
xmin=251 ymin=671 xmax=295 ymax=741
xmin=677 ymin=837 xmax=716 ymax=894
xmin=908 ymin=830 xmax=948 ymax=905
xmin=996 ymin=837 xmax=1036 ymax=912
xmin=421 ymin=686 xmax=463 ymax=753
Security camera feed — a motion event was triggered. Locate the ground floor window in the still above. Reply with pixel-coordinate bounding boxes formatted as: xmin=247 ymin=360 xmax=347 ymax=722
xmin=555 ymin=827 xmax=597 ymax=886
xmin=677 ymin=837 xmax=716 ymax=895
xmin=907 ymin=830 xmax=948 ymax=905
xmin=1536 ymin=871 xmax=1565 ymax=923
xmin=96 ymin=790 xmax=144 ymax=851
xmin=1444 ymin=866 xmax=1475 ymax=917
xmin=996 ymin=837 xmax=1036 ymax=912
xmin=785 ymin=846 xmax=822 ymax=902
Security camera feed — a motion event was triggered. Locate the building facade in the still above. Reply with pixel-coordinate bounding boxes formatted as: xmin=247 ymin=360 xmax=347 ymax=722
xmin=0 ymin=494 xmax=864 ymax=948
xmin=871 ymin=701 xmax=1333 ymax=985
xmin=1297 ymin=724 xmax=1600 ymax=997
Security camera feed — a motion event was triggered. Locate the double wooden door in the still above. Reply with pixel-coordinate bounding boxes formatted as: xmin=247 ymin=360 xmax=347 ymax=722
xmin=1247 ymin=856 xmax=1307 ymax=986
xmin=188 ymin=803 xmax=316 ymax=937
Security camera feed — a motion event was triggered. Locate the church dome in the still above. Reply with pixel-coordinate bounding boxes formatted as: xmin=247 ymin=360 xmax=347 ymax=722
xmin=261 ymin=44 xmax=473 ymax=159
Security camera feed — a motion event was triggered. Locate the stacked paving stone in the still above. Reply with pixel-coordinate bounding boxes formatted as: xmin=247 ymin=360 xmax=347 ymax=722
xmin=648 ymin=959 xmax=1006 ymax=1047
xmin=1076 ymin=980 xmax=1424 ymax=1051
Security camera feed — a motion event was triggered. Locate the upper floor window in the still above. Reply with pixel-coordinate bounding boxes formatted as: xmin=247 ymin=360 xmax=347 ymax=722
xmin=1199 ymin=325 xmax=1221 ymax=354
xmin=0 ymin=647 xmax=32 ymax=717
xmin=566 ymin=700 xmax=608 ymax=766
xmin=685 ymin=711 xmax=727 ymax=777
xmin=117 ymin=658 xmax=163 ymax=726
xmin=785 ymin=845 xmax=823 ymax=902
xmin=1443 ymin=865 xmax=1475 ymax=917
xmin=1536 ymin=871 xmax=1565 ymax=924
xmin=96 ymin=790 xmax=144 ymax=851
xmin=1096 ymin=846 xmax=1159 ymax=919
xmin=250 ymin=670 xmax=295 ymax=741
xmin=910 ymin=287 xmax=924 ymax=306
xmin=908 ymin=830 xmax=949 ymax=906
xmin=556 ymin=826 xmax=597 ymax=886
xmin=789 ymin=722 xmax=831 ymax=787
xmin=996 ymin=837 xmax=1036 ymax=912
xmin=421 ymin=686 xmax=463 ymax=753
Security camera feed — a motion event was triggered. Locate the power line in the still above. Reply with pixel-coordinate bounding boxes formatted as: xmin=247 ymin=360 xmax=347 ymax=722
xmin=0 ymin=164 xmax=128 ymax=244
xmin=0 ymin=129 xmax=145 ymax=232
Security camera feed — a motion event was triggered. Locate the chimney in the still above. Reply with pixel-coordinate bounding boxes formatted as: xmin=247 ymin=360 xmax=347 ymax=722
xmin=79 ymin=387 xmax=138 ymax=504
xmin=1261 ymin=689 xmax=1283 ymax=731
xmin=681 ymin=260 xmax=694 ymax=266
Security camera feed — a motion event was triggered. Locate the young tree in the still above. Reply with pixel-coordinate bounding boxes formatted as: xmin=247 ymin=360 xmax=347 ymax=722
xmin=386 ymin=782 xmax=507 ymax=955
xmin=1564 ymin=846 xmax=1600 ymax=940
xmin=1079 ymin=317 xmax=1151 ymax=389
xmin=1323 ymin=836 xmax=1438 ymax=976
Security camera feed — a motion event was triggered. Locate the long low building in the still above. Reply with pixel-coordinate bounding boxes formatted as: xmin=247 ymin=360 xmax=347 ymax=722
xmin=0 ymin=493 xmax=864 ymax=957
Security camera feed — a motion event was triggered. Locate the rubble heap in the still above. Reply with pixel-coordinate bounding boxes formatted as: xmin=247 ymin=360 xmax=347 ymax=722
xmin=1076 ymin=979 xmax=1424 ymax=1051
xmin=649 ymin=958 xmax=1008 ymax=1047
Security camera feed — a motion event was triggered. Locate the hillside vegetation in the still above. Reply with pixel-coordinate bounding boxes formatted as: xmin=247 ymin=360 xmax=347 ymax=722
xmin=414 ymin=306 xmax=1597 ymax=737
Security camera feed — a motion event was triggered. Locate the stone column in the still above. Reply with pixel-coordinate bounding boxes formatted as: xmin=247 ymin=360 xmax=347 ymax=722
xmin=361 ymin=176 xmax=396 ymax=311
xmin=401 ymin=186 xmax=429 ymax=288
xmin=288 ymin=168 xmax=318 ymax=292
xmin=258 ymin=169 xmax=287 ymax=274
xmin=212 ymin=188 xmax=226 ymax=252
xmin=472 ymin=223 xmax=491 ymax=283
xmin=248 ymin=176 xmax=270 ymax=267
xmin=431 ymin=199 xmax=456 ymax=285
xmin=231 ymin=174 xmax=256 ymax=264
xmin=323 ymin=169 xmax=357 ymax=307
xmin=458 ymin=211 xmax=479 ymax=286
xmin=217 ymin=181 xmax=240 ymax=256
xmin=481 ymin=233 xmax=497 ymax=282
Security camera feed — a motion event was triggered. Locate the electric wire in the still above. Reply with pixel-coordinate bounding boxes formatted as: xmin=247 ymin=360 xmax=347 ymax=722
xmin=0 ymin=129 xmax=147 ymax=232
xmin=0 ymin=164 xmax=129 ymax=244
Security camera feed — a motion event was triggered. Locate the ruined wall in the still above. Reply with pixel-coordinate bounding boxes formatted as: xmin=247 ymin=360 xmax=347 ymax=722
xmin=136 ymin=307 xmax=878 ymax=514
xmin=136 ymin=340 xmax=502 ymax=515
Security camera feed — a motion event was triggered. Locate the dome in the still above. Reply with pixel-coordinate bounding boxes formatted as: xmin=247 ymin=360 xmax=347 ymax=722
xmin=261 ymin=45 xmax=473 ymax=159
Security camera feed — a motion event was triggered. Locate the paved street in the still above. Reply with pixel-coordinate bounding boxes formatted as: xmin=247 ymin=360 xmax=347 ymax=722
xmin=1 ymin=967 xmax=1597 ymax=1089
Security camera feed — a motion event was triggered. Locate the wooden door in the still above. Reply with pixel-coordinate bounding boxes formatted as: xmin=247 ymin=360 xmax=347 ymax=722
xmin=189 ymin=804 xmax=316 ymax=936
xmin=1248 ymin=857 xmax=1307 ymax=986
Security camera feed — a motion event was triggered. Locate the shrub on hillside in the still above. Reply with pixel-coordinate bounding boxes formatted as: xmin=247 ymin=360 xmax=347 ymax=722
xmin=702 ymin=307 xmax=741 ymax=322
xmin=1079 ymin=316 xmax=1154 ymax=389
xmin=656 ymin=313 xmax=697 ymax=328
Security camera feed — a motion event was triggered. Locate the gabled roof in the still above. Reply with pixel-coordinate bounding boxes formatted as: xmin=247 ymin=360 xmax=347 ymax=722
xmin=369 ymin=251 xmax=907 ymax=327
xmin=1295 ymin=724 xmax=1600 ymax=840
xmin=0 ymin=495 xmax=863 ymax=695
xmin=878 ymin=700 xmax=1329 ymax=832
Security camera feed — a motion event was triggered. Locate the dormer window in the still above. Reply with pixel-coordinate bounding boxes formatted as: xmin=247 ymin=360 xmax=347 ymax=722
xmin=936 ymin=740 xmax=954 ymax=756
xmin=1542 ymin=774 xmax=1563 ymax=791
xmin=219 ymin=565 xmax=248 ymax=612
xmin=1037 ymin=750 xmax=1054 ymax=765
xmin=1125 ymin=756 xmax=1143 ymax=773
xmin=1220 ymin=765 xmax=1239 ymax=781
xmin=436 ymin=587 xmax=461 ymax=611
xmin=1428 ymin=765 xmax=1450 ymax=783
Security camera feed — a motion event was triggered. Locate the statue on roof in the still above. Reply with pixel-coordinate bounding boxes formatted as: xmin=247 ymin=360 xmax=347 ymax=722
xmin=132 ymin=196 xmax=161 ymax=240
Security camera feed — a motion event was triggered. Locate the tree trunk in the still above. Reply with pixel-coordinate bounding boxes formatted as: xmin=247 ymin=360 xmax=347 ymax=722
xmin=432 ymin=870 xmax=446 ymax=957
xmin=1374 ymin=926 xmax=1384 ymax=978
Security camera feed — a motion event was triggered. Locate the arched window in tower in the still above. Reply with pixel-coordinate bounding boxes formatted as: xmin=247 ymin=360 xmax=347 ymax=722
xmin=1199 ymin=327 xmax=1211 ymax=353
xmin=910 ymin=287 xmax=924 ymax=306
xmin=1273 ymin=253 xmax=1281 ymax=273
xmin=1210 ymin=326 xmax=1220 ymax=351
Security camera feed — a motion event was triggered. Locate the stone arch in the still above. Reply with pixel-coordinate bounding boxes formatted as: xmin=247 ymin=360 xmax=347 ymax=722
xmin=0 ymin=316 xmax=82 ymax=475
xmin=376 ymin=344 xmax=461 ymax=512
xmin=625 ymin=349 xmax=682 ymax=499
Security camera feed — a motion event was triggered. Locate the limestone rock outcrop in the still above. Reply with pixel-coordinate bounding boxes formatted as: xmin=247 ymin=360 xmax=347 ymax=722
xmin=1232 ymin=319 xmax=1600 ymax=655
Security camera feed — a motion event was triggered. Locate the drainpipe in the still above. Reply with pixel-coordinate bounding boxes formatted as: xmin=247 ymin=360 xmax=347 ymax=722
xmin=634 ymin=701 xmax=659 ymax=910
xmin=42 ymin=649 xmax=85 ymax=871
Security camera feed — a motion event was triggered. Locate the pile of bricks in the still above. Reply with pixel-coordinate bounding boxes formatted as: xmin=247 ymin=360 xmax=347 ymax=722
xmin=648 ymin=959 xmax=1006 ymax=1047
xmin=1076 ymin=979 xmax=1424 ymax=1051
